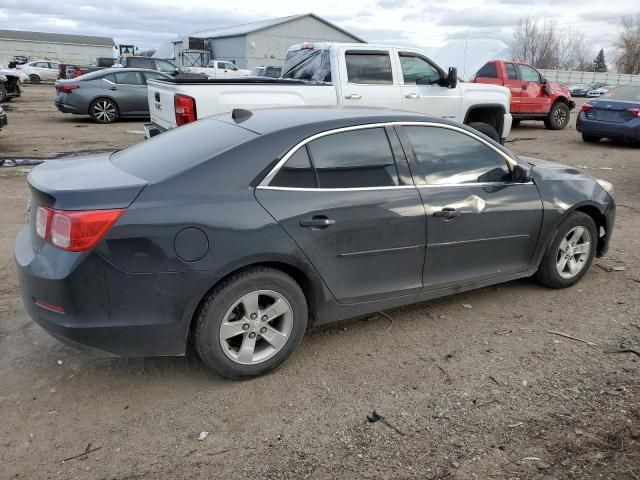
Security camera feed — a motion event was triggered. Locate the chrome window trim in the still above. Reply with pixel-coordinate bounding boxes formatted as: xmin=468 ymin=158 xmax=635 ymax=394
xmin=257 ymin=121 xmax=519 ymax=190
xmin=258 ymin=185 xmax=415 ymax=192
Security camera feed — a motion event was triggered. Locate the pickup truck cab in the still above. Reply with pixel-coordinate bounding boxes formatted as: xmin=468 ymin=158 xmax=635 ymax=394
xmin=472 ymin=60 xmax=575 ymax=130
xmin=184 ymin=60 xmax=251 ymax=78
xmin=146 ymin=43 xmax=513 ymax=142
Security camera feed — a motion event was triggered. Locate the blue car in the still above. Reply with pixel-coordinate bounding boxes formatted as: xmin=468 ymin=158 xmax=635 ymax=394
xmin=577 ymin=85 xmax=640 ymax=144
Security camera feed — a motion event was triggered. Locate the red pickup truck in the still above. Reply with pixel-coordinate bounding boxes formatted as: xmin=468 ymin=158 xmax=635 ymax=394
xmin=472 ymin=60 xmax=575 ymax=130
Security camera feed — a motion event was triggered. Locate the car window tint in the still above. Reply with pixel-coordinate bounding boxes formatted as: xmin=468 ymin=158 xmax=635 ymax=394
xmin=505 ymin=63 xmax=518 ymax=80
xmin=518 ymin=65 xmax=541 ymax=83
xmin=307 ymin=128 xmax=399 ymax=188
xmin=155 ymin=60 xmax=176 ymax=73
xmin=399 ymin=54 xmax=441 ymax=84
xmin=345 ymin=52 xmax=393 ymax=84
xmin=270 ymin=147 xmax=317 ymax=188
xmin=127 ymin=58 xmax=153 ymax=69
xmin=100 ymin=74 xmax=116 ymax=83
xmin=404 ymin=126 xmax=511 ymax=185
xmin=114 ymin=72 xmax=144 ymax=85
xmin=476 ymin=62 xmax=498 ymax=79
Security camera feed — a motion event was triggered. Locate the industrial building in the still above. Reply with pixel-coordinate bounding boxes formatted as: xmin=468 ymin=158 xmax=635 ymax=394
xmin=0 ymin=29 xmax=115 ymax=65
xmin=153 ymin=13 xmax=365 ymax=69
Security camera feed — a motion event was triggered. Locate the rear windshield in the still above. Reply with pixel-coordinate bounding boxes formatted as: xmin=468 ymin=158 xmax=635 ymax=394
xmin=110 ymin=119 xmax=258 ymax=181
xmin=602 ymin=85 xmax=640 ymax=101
xmin=281 ymin=48 xmax=331 ymax=83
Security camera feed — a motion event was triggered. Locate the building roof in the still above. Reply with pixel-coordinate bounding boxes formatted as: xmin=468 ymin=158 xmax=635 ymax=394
xmin=0 ymin=29 xmax=115 ymax=47
xmin=188 ymin=13 xmax=365 ymax=43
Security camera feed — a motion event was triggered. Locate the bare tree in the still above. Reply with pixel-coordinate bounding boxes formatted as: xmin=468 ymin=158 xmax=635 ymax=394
xmin=614 ymin=15 xmax=640 ymax=74
xmin=511 ymin=18 xmax=591 ymax=70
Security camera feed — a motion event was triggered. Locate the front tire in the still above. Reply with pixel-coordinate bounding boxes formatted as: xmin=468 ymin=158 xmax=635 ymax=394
xmin=544 ymin=102 xmax=570 ymax=130
xmin=194 ymin=267 xmax=308 ymax=379
xmin=0 ymin=85 xmax=7 ymax=103
xmin=582 ymin=134 xmax=601 ymax=143
xmin=467 ymin=122 xmax=500 ymax=142
xmin=89 ymin=98 xmax=119 ymax=123
xmin=535 ymin=212 xmax=597 ymax=289
xmin=29 ymin=74 xmax=41 ymax=85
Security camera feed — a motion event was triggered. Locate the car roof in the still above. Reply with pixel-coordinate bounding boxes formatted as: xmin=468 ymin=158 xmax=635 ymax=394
xmin=214 ymin=106 xmax=458 ymax=136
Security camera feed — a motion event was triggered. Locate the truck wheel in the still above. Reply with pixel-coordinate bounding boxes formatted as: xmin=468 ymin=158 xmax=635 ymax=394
xmin=29 ymin=74 xmax=41 ymax=85
xmin=0 ymin=85 xmax=7 ymax=103
xmin=467 ymin=122 xmax=500 ymax=142
xmin=582 ymin=134 xmax=601 ymax=143
xmin=544 ymin=102 xmax=570 ymax=130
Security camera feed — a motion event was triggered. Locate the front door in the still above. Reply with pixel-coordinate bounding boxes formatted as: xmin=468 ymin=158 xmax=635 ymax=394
xmin=256 ymin=126 xmax=426 ymax=304
xmin=398 ymin=52 xmax=462 ymax=122
xmin=517 ymin=64 xmax=550 ymax=114
xmin=397 ymin=124 xmax=543 ymax=289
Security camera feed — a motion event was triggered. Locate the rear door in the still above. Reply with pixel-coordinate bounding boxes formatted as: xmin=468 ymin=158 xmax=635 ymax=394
xmin=113 ymin=71 xmax=148 ymax=115
xmin=255 ymin=125 xmax=426 ymax=304
xmin=517 ymin=64 xmax=549 ymax=114
xmin=338 ymin=48 xmax=403 ymax=109
xmin=398 ymin=51 xmax=462 ymax=121
xmin=502 ymin=62 xmax=523 ymax=113
xmin=397 ymin=123 xmax=543 ymax=290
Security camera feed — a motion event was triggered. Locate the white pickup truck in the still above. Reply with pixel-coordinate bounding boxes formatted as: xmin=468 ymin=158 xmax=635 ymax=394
xmin=184 ymin=60 xmax=251 ymax=78
xmin=146 ymin=43 xmax=513 ymax=142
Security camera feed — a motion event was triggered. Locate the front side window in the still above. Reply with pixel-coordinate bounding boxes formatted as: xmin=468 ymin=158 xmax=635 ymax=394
xmin=270 ymin=147 xmax=317 ymax=188
xmin=308 ymin=128 xmax=399 ymax=188
xmin=399 ymin=53 xmax=441 ymax=85
xmin=403 ymin=126 xmax=511 ymax=185
xmin=114 ymin=71 xmax=144 ymax=85
xmin=476 ymin=62 xmax=498 ymax=79
xmin=505 ymin=63 xmax=518 ymax=80
xmin=345 ymin=52 xmax=393 ymax=85
xmin=518 ymin=65 xmax=541 ymax=83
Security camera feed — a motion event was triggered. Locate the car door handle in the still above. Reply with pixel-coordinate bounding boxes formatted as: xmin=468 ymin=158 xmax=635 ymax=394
xmin=433 ymin=207 xmax=460 ymax=218
xmin=300 ymin=216 xmax=335 ymax=228
xmin=405 ymin=93 xmax=420 ymax=99
xmin=344 ymin=94 xmax=361 ymax=100
xmin=108 ymin=86 xmax=117 ymax=91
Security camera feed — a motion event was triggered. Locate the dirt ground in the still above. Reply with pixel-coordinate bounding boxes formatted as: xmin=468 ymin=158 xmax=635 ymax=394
xmin=1 ymin=85 xmax=638 ymax=480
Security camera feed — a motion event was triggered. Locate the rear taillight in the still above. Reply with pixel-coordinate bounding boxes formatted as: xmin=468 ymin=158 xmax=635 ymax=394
xmin=627 ymin=108 xmax=640 ymax=118
xmin=56 ymin=85 xmax=79 ymax=93
xmin=174 ymin=94 xmax=197 ymax=126
xmin=35 ymin=207 xmax=123 ymax=252
xmin=580 ymin=104 xmax=593 ymax=112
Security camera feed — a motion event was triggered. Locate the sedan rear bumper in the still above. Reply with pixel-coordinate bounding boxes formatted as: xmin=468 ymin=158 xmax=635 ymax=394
xmin=55 ymin=101 xmax=83 ymax=114
xmin=576 ymin=113 xmax=640 ymax=141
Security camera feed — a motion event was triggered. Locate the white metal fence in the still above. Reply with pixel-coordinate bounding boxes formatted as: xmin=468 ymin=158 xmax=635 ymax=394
xmin=538 ymin=69 xmax=640 ymax=86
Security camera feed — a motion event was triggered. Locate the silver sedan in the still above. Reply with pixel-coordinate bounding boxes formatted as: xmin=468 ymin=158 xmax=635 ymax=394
xmin=54 ymin=68 xmax=171 ymax=123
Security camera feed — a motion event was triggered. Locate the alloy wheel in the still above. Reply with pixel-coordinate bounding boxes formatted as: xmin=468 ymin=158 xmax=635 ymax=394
xmin=553 ymin=107 xmax=568 ymax=126
xmin=556 ymin=226 xmax=591 ymax=279
xmin=93 ymin=100 xmax=117 ymax=123
xmin=219 ymin=290 xmax=293 ymax=365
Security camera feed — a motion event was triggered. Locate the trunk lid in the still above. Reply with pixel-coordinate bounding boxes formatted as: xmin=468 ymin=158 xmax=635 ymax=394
xmin=586 ymin=100 xmax=640 ymax=123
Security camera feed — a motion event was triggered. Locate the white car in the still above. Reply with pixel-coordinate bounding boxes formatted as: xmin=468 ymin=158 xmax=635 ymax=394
xmin=586 ymin=86 xmax=613 ymax=97
xmin=16 ymin=60 xmax=60 ymax=84
xmin=184 ymin=60 xmax=251 ymax=78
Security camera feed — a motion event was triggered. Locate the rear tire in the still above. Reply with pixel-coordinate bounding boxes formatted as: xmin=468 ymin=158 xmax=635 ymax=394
xmin=194 ymin=267 xmax=308 ymax=379
xmin=467 ymin=122 xmax=500 ymax=142
xmin=582 ymin=134 xmax=601 ymax=143
xmin=29 ymin=74 xmax=41 ymax=85
xmin=89 ymin=98 xmax=119 ymax=123
xmin=535 ymin=211 xmax=597 ymax=289
xmin=544 ymin=102 xmax=570 ymax=130
xmin=0 ymin=85 xmax=6 ymax=103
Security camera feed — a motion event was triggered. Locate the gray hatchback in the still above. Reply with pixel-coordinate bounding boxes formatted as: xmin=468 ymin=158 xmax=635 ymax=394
xmin=54 ymin=68 xmax=171 ymax=123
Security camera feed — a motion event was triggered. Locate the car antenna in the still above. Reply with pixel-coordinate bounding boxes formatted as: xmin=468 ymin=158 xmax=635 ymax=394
xmin=232 ymin=108 xmax=252 ymax=122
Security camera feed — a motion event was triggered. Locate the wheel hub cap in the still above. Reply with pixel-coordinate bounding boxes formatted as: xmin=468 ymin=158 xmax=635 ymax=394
xmin=556 ymin=226 xmax=591 ymax=279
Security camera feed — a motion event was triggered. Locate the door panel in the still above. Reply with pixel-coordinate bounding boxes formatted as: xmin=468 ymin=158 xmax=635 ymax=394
xmin=420 ymin=184 xmax=542 ymax=289
xmin=256 ymin=188 xmax=426 ymax=303
xmin=502 ymin=62 xmax=523 ymax=113
xmin=113 ymin=72 xmax=148 ymax=115
xmin=517 ymin=64 xmax=550 ymax=114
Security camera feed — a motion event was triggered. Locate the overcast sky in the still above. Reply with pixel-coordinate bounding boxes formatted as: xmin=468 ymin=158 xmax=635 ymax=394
xmin=1 ymin=0 xmax=638 ymax=58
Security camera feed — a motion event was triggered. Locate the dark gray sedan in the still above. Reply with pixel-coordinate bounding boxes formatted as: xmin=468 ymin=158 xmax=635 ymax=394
xmin=15 ymin=108 xmax=615 ymax=378
xmin=54 ymin=68 xmax=171 ymax=123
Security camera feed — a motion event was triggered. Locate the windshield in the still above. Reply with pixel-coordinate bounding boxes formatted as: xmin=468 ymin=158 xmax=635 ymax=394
xmin=602 ymin=85 xmax=640 ymax=101
xmin=281 ymin=48 xmax=331 ymax=83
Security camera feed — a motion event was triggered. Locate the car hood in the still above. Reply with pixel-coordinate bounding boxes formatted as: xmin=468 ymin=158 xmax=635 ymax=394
xmin=548 ymin=81 xmax=571 ymax=97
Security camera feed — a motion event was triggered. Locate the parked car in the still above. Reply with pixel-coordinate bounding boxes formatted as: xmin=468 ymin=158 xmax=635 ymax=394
xmin=15 ymin=107 xmax=615 ymax=378
xmin=115 ymin=56 xmax=181 ymax=76
xmin=54 ymin=68 xmax=172 ymax=123
xmin=59 ymin=57 xmax=116 ymax=79
xmin=0 ymin=105 xmax=7 ymax=130
xmin=577 ymin=85 xmax=640 ymax=144
xmin=16 ymin=60 xmax=60 ymax=84
xmin=250 ymin=66 xmax=282 ymax=78
xmin=586 ymin=86 xmax=613 ymax=97
xmin=185 ymin=60 xmax=251 ymax=78
xmin=145 ymin=42 xmax=513 ymax=143
xmin=569 ymin=84 xmax=590 ymax=97
xmin=0 ymin=72 xmax=24 ymax=102
xmin=472 ymin=60 xmax=575 ymax=130
xmin=7 ymin=56 xmax=28 ymax=68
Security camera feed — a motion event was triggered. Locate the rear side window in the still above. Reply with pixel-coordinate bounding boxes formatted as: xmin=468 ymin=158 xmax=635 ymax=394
xmin=505 ymin=63 xmax=518 ymax=80
xmin=111 ymin=120 xmax=258 ymax=182
xmin=270 ymin=147 xmax=317 ymax=188
xmin=476 ymin=62 xmax=498 ymax=79
xmin=100 ymin=74 xmax=116 ymax=83
xmin=403 ymin=126 xmax=511 ymax=184
xmin=308 ymin=128 xmax=399 ymax=188
xmin=114 ymin=71 xmax=144 ymax=85
xmin=346 ymin=52 xmax=393 ymax=84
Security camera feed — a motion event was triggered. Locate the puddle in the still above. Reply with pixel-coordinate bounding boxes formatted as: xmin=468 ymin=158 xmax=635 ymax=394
xmin=0 ymin=149 xmax=116 ymax=167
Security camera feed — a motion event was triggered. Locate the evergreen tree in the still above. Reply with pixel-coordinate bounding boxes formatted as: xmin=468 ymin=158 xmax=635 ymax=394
xmin=592 ymin=49 xmax=607 ymax=72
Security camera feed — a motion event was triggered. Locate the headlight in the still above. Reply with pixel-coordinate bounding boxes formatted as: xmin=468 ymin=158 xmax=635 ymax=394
xmin=596 ymin=178 xmax=613 ymax=195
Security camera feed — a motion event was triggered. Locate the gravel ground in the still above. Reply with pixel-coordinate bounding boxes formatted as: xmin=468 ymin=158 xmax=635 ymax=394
xmin=0 ymin=86 xmax=638 ymax=480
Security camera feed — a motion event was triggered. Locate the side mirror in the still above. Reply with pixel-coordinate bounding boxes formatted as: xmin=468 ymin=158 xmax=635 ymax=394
xmin=512 ymin=163 xmax=532 ymax=183
xmin=446 ymin=67 xmax=458 ymax=88
xmin=174 ymin=68 xmax=180 ymax=74
xmin=541 ymin=77 xmax=548 ymax=85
